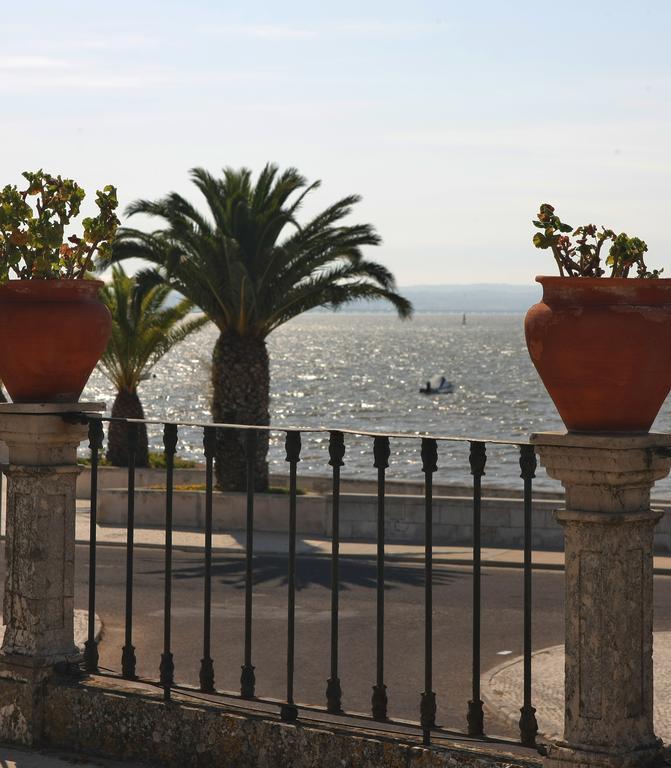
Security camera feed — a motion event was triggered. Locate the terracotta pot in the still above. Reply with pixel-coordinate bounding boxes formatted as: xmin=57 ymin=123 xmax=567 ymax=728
xmin=524 ymin=276 xmax=671 ymax=432
xmin=0 ymin=279 xmax=112 ymax=403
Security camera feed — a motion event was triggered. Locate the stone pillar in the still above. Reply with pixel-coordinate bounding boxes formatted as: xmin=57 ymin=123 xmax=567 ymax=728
xmin=0 ymin=403 xmax=103 ymax=745
xmin=532 ymin=432 xmax=671 ymax=768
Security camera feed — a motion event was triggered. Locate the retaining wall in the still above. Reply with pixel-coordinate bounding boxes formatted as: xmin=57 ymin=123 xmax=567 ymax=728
xmin=96 ymin=486 xmax=671 ymax=551
xmin=76 ymin=466 xmax=205 ymax=499
xmin=3 ymin=674 xmax=540 ymax=768
xmin=76 ymin=466 xmax=565 ymax=501
xmin=96 ymin=487 xmax=566 ymax=549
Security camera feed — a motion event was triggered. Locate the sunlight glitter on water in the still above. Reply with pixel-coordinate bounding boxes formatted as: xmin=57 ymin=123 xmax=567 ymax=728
xmin=81 ymin=312 xmax=671 ymax=494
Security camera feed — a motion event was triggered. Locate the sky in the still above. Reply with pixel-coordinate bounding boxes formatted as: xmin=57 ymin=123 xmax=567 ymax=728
xmin=1 ymin=0 xmax=670 ymax=286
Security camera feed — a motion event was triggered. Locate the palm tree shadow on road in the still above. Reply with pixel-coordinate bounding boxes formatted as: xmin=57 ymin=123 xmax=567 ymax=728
xmin=163 ymin=554 xmax=467 ymax=591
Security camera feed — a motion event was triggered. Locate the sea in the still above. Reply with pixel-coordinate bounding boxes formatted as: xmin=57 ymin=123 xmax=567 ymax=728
xmin=81 ymin=312 xmax=671 ymax=496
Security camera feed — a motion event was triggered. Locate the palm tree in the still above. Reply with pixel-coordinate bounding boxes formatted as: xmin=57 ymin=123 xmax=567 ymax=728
xmin=108 ymin=164 xmax=412 ymax=490
xmin=98 ymin=265 xmax=209 ymax=466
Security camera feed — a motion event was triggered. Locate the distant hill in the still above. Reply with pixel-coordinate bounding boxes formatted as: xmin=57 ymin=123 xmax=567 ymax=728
xmin=177 ymin=283 xmax=543 ymax=314
xmin=336 ymin=284 xmax=542 ymax=313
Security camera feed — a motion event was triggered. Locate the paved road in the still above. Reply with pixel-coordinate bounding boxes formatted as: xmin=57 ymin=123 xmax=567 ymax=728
xmin=77 ymin=543 xmax=566 ymax=739
xmin=5 ymin=543 xmax=671 ymax=741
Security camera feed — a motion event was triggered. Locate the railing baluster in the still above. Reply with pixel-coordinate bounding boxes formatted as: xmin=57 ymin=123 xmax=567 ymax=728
xmin=467 ymin=441 xmax=487 ymax=736
xmin=420 ymin=438 xmax=438 ymax=744
xmin=371 ymin=435 xmax=390 ymax=721
xmin=160 ymin=423 xmax=177 ymax=700
xmin=519 ymin=444 xmax=538 ymax=747
xmin=200 ymin=426 xmax=216 ymax=693
xmin=79 ymin=417 xmax=537 ymax=746
xmin=240 ymin=430 xmax=257 ymax=698
xmin=326 ymin=431 xmax=345 ymax=714
xmin=84 ymin=418 xmax=104 ymax=673
xmin=281 ymin=430 xmax=301 ymax=723
xmin=121 ymin=421 xmax=138 ymax=680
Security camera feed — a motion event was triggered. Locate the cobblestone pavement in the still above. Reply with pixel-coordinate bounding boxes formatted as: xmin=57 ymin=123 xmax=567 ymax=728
xmin=482 ymin=632 xmax=671 ymax=742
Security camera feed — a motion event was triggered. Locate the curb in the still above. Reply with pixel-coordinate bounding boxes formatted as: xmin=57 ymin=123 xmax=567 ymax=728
xmin=72 ymin=537 xmax=671 ymax=575
xmin=481 ymin=645 xmax=564 ymax=742
xmin=78 ymin=536 xmax=558 ymax=569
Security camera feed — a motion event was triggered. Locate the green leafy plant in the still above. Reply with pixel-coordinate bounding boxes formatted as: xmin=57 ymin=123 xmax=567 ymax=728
xmin=532 ymin=203 xmax=661 ymax=278
xmin=78 ymin=450 xmax=199 ymax=469
xmin=0 ymin=170 xmax=119 ymax=282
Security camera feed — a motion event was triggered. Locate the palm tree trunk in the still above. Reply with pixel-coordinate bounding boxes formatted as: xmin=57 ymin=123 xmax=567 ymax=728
xmin=106 ymin=388 xmax=150 ymax=468
xmin=212 ymin=331 xmax=269 ymax=492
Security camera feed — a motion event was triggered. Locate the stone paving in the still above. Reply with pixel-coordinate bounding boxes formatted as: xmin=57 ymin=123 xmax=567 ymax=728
xmin=0 ymin=745 xmax=149 ymax=767
xmin=482 ymin=632 xmax=671 ymax=742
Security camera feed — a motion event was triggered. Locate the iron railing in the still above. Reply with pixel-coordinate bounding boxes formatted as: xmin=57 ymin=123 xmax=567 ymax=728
xmin=0 ymin=411 xmax=542 ymax=746
xmin=67 ymin=414 xmax=542 ymax=751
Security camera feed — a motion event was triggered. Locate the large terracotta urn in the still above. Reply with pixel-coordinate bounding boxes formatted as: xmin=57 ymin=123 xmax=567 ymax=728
xmin=0 ymin=279 xmax=112 ymax=403
xmin=524 ymin=276 xmax=671 ymax=432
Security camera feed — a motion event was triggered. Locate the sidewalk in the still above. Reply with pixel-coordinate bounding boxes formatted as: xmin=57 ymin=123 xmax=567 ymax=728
xmin=72 ymin=502 xmax=671 ymax=574
xmin=2 ymin=493 xmax=670 ymax=573
xmin=0 ymin=745 xmax=150 ymax=767
xmin=482 ymin=632 xmax=671 ymax=743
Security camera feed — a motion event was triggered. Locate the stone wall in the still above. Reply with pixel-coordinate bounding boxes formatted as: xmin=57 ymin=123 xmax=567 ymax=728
xmin=76 ymin=466 xmax=565 ymax=501
xmin=36 ymin=675 xmax=540 ymax=768
xmin=76 ymin=466 xmax=205 ymax=500
xmin=94 ymin=485 xmax=671 ymax=552
xmin=97 ymin=487 xmax=565 ymax=548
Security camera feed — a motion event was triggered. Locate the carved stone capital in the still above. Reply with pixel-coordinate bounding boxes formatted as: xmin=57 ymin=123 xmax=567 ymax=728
xmin=531 ymin=432 xmax=671 ymax=513
xmin=0 ymin=402 xmax=104 ymax=466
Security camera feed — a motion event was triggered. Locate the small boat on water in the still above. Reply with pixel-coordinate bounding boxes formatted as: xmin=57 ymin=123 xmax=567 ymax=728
xmin=419 ymin=375 xmax=454 ymax=395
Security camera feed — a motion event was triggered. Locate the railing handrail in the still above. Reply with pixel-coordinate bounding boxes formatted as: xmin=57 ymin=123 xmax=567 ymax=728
xmin=40 ymin=409 xmax=531 ymax=447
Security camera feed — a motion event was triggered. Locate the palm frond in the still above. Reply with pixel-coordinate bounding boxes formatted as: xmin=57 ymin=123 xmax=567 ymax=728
xmin=108 ymin=164 xmax=412 ymax=337
xmin=97 ymin=265 xmax=209 ymax=392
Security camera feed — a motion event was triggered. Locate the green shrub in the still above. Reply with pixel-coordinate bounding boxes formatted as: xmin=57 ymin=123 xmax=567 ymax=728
xmin=79 ymin=450 xmax=198 ymax=469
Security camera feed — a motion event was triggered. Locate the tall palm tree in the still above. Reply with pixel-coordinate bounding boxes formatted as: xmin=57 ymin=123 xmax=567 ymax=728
xmin=108 ymin=164 xmax=412 ymax=490
xmin=98 ymin=265 xmax=209 ymax=466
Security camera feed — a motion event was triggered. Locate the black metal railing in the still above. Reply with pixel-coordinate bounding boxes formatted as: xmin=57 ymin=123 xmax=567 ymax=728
xmin=75 ymin=415 xmax=540 ymax=750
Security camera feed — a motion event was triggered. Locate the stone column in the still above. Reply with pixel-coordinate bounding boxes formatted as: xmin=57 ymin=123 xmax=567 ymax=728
xmin=532 ymin=432 xmax=671 ymax=768
xmin=0 ymin=403 xmax=102 ymax=745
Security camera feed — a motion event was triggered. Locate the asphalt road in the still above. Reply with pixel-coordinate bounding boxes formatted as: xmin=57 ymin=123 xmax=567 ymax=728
xmin=6 ymin=544 xmax=671 ymax=741
xmin=77 ymin=543 xmax=565 ymax=739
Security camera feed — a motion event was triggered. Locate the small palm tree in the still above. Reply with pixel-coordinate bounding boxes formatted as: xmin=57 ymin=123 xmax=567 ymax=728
xmin=108 ymin=164 xmax=412 ymax=489
xmin=98 ymin=265 xmax=209 ymax=466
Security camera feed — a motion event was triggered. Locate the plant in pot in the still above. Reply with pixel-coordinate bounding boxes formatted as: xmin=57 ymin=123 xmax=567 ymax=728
xmin=525 ymin=203 xmax=671 ymax=432
xmin=0 ymin=170 xmax=119 ymax=403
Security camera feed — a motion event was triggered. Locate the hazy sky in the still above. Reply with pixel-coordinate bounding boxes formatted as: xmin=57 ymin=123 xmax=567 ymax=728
xmin=1 ymin=0 xmax=670 ymax=285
